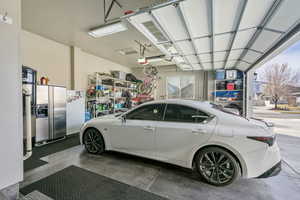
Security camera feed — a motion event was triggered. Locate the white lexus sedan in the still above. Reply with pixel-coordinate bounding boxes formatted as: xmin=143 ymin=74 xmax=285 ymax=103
xmin=80 ymin=99 xmax=281 ymax=186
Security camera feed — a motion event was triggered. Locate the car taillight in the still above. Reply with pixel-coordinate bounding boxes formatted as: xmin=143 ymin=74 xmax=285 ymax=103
xmin=247 ymin=136 xmax=275 ymax=146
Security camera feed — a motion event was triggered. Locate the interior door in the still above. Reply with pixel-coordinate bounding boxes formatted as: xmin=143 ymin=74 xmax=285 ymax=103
xmin=110 ymin=104 xmax=165 ymax=158
xmin=155 ymin=104 xmax=216 ymax=164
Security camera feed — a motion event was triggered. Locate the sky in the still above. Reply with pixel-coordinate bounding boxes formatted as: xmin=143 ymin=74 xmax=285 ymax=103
xmin=256 ymin=40 xmax=300 ymax=82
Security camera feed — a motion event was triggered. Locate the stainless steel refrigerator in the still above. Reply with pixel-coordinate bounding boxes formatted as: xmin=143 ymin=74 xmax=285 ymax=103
xmin=36 ymin=85 xmax=67 ymax=143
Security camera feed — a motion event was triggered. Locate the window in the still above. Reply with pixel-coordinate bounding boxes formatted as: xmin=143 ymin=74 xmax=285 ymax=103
xmin=126 ymin=104 xmax=164 ymax=121
xmin=164 ymin=104 xmax=209 ymax=123
xmin=167 ymin=75 xmax=195 ymax=99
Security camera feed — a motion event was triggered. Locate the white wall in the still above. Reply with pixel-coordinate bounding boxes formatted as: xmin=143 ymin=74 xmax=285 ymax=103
xmin=0 ymin=0 xmax=23 ymax=190
xmin=21 ymin=30 xmax=72 ymax=88
xmin=73 ymin=47 xmax=132 ymax=90
xmin=21 ymin=31 xmax=132 ymax=90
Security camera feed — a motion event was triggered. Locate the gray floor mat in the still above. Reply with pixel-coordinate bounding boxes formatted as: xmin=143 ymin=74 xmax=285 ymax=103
xmin=20 ymin=165 xmax=168 ymax=200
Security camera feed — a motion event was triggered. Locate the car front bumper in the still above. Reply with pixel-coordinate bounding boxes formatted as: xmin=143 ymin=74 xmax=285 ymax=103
xmin=257 ymin=160 xmax=282 ymax=178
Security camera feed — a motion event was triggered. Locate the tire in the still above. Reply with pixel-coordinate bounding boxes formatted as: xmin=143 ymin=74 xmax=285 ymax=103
xmin=195 ymin=147 xmax=240 ymax=186
xmin=83 ymin=128 xmax=105 ymax=154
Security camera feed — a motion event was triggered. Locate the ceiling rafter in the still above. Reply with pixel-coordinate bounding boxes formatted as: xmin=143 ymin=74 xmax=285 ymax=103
xmin=223 ymin=0 xmax=248 ymax=69
xmin=234 ymin=0 xmax=283 ymax=68
xmin=103 ymin=0 xmax=123 ymax=23
xmin=175 ymin=3 xmax=204 ymax=70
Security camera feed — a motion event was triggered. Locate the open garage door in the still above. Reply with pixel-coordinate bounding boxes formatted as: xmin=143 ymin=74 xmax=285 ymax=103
xmin=124 ymin=0 xmax=300 ymax=116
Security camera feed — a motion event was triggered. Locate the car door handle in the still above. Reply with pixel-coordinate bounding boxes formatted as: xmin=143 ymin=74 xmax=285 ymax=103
xmin=143 ymin=126 xmax=155 ymax=131
xmin=192 ymin=129 xmax=207 ymax=134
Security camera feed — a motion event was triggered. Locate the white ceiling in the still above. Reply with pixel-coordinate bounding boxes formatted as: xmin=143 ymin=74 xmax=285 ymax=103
xmin=127 ymin=0 xmax=300 ymax=71
xmin=22 ymin=0 xmax=300 ymax=71
xmin=21 ymin=0 xmax=172 ymax=68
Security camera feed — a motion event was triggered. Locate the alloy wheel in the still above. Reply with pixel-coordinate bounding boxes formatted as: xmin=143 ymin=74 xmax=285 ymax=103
xmin=84 ymin=129 xmax=104 ymax=154
xmin=198 ymin=151 xmax=235 ymax=185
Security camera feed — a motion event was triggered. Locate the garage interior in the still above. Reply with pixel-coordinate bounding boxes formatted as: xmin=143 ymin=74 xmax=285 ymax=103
xmin=1 ymin=0 xmax=300 ymax=199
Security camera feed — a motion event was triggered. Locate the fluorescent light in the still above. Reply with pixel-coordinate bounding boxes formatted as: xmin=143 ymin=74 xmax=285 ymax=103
xmin=88 ymin=21 xmax=128 ymax=38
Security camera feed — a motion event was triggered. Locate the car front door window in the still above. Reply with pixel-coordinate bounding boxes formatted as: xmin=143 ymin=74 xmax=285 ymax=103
xmin=126 ymin=104 xmax=164 ymax=121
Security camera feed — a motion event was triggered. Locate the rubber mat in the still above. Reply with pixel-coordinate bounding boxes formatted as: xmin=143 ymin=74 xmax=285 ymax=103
xmin=21 ymin=165 xmax=168 ymax=200
xmin=24 ymin=133 xmax=80 ymax=172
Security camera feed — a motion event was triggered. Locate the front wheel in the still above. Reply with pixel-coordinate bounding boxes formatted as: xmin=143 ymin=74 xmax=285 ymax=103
xmin=83 ymin=128 xmax=105 ymax=154
xmin=195 ymin=147 xmax=240 ymax=186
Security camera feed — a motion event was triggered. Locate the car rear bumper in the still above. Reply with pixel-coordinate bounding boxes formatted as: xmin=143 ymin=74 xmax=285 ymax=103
xmin=257 ymin=160 xmax=281 ymax=178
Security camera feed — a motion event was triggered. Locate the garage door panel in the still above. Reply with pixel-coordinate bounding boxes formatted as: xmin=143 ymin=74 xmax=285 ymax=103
xmin=225 ymin=60 xmax=238 ymax=69
xmin=215 ymin=0 xmax=241 ymax=34
xmin=251 ymin=30 xmax=281 ymax=52
xmin=185 ymin=55 xmax=198 ymax=64
xmin=198 ymin=53 xmax=211 ymax=63
xmin=239 ymin=0 xmax=275 ymax=30
xmin=232 ymin=29 xmax=256 ymax=49
xmin=214 ymin=33 xmax=231 ymax=51
xmin=213 ymin=61 xmax=225 ymax=69
xmin=243 ymin=50 xmax=262 ymax=63
xmin=267 ymin=0 xmax=300 ymax=32
xmin=175 ymin=40 xmax=195 ymax=55
xmin=180 ymin=0 xmax=210 ymax=37
xmin=227 ymin=49 xmax=244 ymax=61
xmin=152 ymin=5 xmax=188 ymax=41
xmin=213 ymin=52 xmax=226 ymax=62
xmin=194 ymin=37 xmax=211 ymax=54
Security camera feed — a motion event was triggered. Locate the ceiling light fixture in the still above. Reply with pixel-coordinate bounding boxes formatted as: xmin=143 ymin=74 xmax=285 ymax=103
xmin=88 ymin=21 xmax=128 ymax=38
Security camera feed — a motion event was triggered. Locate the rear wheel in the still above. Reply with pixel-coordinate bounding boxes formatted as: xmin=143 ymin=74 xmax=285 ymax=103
xmin=83 ymin=128 xmax=105 ymax=154
xmin=195 ymin=147 xmax=240 ymax=186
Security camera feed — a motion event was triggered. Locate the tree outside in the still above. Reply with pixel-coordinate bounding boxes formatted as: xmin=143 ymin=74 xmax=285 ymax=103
xmin=261 ymin=63 xmax=300 ymax=109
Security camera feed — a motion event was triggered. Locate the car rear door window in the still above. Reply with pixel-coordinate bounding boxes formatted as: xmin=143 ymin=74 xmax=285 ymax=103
xmin=126 ymin=104 xmax=164 ymax=121
xmin=164 ymin=104 xmax=209 ymax=123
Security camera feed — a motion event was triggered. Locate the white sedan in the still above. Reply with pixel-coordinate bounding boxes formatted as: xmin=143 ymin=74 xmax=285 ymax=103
xmin=80 ymin=99 xmax=281 ymax=186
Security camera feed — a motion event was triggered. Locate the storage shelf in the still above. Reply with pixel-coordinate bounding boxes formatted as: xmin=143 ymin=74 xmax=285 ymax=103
xmin=216 ymin=100 xmax=242 ymax=103
xmin=215 ymin=79 xmax=243 ymax=81
xmin=215 ymin=89 xmax=243 ymax=92
xmin=87 ymin=72 xmax=138 ymax=119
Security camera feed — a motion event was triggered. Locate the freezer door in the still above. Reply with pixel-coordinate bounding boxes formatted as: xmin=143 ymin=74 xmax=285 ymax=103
xmin=52 ymin=86 xmax=66 ymax=139
xmin=36 ymin=85 xmax=50 ymax=142
xmin=37 ymin=85 xmax=49 ymax=105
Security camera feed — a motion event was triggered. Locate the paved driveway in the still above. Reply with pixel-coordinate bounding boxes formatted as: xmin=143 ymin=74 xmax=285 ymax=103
xmin=253 ymin=106 xmax=300 ymax=173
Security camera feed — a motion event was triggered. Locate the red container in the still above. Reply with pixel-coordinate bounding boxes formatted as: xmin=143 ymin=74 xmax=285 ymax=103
xmin=227 ymin=83 xmax=235 ymax=90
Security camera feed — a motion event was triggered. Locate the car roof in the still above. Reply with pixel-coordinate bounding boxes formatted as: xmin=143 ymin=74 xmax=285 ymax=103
xmin=141 ymin=99 xmax=216 ymax=114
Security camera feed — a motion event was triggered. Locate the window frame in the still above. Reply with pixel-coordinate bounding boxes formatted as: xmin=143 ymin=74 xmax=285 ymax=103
xmin=162 ymin=103 xmax=212 ymax=124
xmin=166 ymin=75 xmax=196 ymax=99
xmin=124 ymin=103 xmax=166 ymax=121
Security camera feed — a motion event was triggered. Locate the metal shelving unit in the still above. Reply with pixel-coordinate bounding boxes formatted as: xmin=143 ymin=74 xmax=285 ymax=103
xmin=213 ymin=70 xmax=244 ymax=113
xmin=86 ymin=72 xmax=137 ymax=118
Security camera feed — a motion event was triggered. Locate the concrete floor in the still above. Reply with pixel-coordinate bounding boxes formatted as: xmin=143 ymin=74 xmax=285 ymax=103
xmin=21 ymin=136 xmax=300 ymax=200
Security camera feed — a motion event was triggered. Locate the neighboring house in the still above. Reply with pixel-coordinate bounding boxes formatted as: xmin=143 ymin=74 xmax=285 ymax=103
xmin=252 ymin=80 xmax=300 ymax=106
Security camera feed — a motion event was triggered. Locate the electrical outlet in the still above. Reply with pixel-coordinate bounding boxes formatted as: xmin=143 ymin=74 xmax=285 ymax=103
xmin=0 ymin=14 xmax=13 ymax=25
